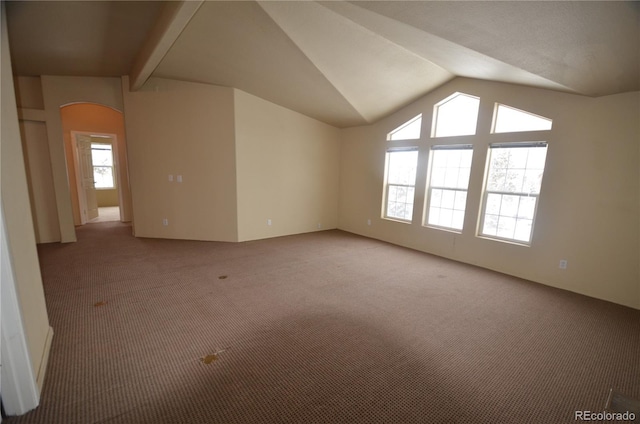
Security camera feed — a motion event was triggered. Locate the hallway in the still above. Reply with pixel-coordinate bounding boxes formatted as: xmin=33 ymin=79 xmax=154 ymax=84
xmin=88 ymin=206 xmax=120 ymax=223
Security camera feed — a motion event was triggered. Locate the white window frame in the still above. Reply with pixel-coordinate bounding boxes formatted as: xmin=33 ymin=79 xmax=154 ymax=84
xmin=424 ymin=144 xmax=473 ymax=232
xmin=478 ymin=142 xmax=548 ymax=245
xmin=91 ymin=142 xmax=116 ymax=190
xmin=382 ymin=148 xmax=419 ymax=223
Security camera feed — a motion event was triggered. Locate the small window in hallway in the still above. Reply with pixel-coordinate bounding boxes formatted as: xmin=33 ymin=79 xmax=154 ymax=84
xmin=91 ymin=143 xmax=115 ymax=189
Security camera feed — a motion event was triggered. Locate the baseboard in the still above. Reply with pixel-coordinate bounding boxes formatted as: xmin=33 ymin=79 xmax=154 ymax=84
xmin=36 ymin=326 xmax=54 ymax=392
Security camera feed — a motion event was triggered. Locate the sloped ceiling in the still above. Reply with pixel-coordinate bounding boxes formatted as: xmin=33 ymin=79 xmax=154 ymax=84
xmin=6 ymin=1 xmax=640 ymax=128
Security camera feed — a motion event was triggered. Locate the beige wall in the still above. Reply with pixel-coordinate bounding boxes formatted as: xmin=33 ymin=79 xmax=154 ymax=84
xmin=122 ymin=77 xmax=238 ymax=242
xmin=1 ymin=7 xmax=52 ymax=390
xmin=338 ymin=77 xmax=640 ymax=310
xmin=14 ymin=77 xmax=60 ymax=243
xmin=19 ymin=120 xmax=61 ymax=243
xmin=14 ymin=76 xmax=44 ymax=109
xmin=60 ymin=104 xmax=130 ymax=225
xmin=41 ymin=76 xmax=125 ymax=242
xmin=14 ymin=78 xmax=131 ymax=239
xmin=122 ymin=80 xmax=340 ymax=242
xmin=234 ymin=90 xmax=341 ymax=241
xmin=96 ymin=189 xmax=119 ymax=207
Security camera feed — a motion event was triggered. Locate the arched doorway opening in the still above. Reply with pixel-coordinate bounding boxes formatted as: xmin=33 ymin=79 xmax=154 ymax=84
xmin=60 ymin=103 xmax=132 ymax=227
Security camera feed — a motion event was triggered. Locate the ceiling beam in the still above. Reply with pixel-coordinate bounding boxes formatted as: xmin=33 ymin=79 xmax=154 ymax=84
xmin=129 ymin=1 xmax=204 ymax=91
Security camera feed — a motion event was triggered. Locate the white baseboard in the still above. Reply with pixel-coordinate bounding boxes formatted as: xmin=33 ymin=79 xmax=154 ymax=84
xmin=36 ymin=326 xmax=54 ymax=392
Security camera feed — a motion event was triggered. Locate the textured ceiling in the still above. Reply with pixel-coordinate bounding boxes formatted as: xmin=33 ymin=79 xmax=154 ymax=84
xmin=6 ymin=1 xmax=640 ymax=128
xmin=353 ymin=1 xmax=640 ymax=97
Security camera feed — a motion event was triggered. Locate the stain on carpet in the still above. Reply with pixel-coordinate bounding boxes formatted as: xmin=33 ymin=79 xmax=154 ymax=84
xmin=200 ymin=347 xmax=230 ymax=365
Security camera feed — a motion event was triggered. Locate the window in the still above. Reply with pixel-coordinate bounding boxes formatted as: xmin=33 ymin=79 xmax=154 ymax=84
xmin=432 ymin=93 xmax=480 ymax=138
xmin=383 ymin=149 xmax=419 ymax=222
xmin=493 ymin=104 xmax=552 ymax=133
xmin=387 ymin=114 xmax=422 ymax=141
xmin=425 ymin=145 xmax=473 ymax=231
xmin=91 ymin=143 xmax=115 ymax=189
xmin=479 ymin=143 xmax=548 ymax=244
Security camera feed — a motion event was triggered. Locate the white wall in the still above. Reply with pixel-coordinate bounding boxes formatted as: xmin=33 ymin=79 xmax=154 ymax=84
xmin=234 ymin=89 xmax=341 ymax=241
xmin=1 ymin=3 xmax=52 ymax=401
xmin=121 ymin=80 xmax=341 ymax=243
xmin=122 ymin=77 xmax=238 ymax=242
xmin=19 ymin=120 xmax=60 ymax=243
xmin=14 ymin=76 xmax=61 ymax=243
xmin=339 ymin=78 xmax=640 ymax=309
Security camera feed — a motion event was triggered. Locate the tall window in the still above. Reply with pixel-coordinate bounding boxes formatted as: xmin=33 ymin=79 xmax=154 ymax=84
xmin=91 ymin=143 xmax=115 ymax=189
xmin=479 ymin=143 xmax=548 ymax=244
xmin=432 ymin=93 xmax=480 ymax=138
xmin=383 ymin=149 xmax=419 ymax=222
xmin=425 ymin=145 xmax=473 ymax=231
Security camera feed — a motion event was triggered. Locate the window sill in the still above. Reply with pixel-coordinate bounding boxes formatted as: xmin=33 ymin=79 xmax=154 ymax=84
xmin=382 ymin=217 xmax=413 ymax=225
xmin=424 ymin=224 xmax=462 ymax=234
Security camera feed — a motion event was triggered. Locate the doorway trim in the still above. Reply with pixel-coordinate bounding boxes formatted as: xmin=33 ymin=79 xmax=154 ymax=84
xmin=1 ymin=206 xmax=40 ymax=415
xmin=70 ymin=131 xmax=122 ymax=224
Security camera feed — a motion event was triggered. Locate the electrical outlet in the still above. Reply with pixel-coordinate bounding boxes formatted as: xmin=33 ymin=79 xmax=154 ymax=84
xmin=163 ymin=218 xmax=169 ymax=226
xmin=168 ymin=174 xmax=173 ymax=182
xmin=367 ymin=219 xmax=372 ymax=226
xmin=267 ymin=219 xmax=272 ymax=226
xmin=559 ymin=259 xmax=568 ymax=269
xmin=317 ymin=222 xmax=322 ymax=229
xmin=177 ymin=175 xmax=183 ymax=183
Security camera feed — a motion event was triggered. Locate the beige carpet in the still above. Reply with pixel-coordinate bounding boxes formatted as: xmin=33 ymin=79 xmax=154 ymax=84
xmin=6 ymin=222 xmax=639 ymax=423
xmin=88 ymin=207 xmax=120 ymax=223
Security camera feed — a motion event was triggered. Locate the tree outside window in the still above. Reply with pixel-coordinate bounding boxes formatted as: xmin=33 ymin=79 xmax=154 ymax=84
xmin=91 ymin=143 xmax=115 ymax=189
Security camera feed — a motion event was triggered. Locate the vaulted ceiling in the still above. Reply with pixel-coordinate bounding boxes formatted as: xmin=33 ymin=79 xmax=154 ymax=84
xmin=6 ymin=1 xmax=640 ymax=127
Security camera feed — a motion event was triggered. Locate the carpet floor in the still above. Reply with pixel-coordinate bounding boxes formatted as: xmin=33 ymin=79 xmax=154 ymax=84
xmin=88 ymin=207 xmax=120 ymax=223
xmin=5 ymin=222 xmax=639 ymax=423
